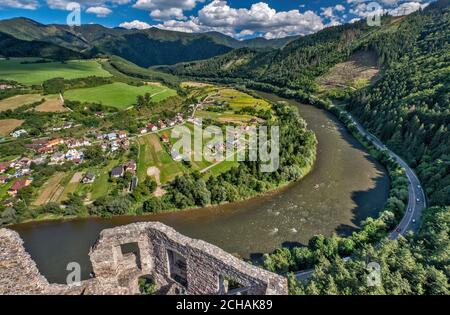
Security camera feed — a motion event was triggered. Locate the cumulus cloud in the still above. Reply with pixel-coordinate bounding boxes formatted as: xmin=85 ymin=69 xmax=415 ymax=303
xmin=119 ymin=19 xmax=151 ymax=29
xmin=86 ymin=6 xmax=112 ymax=17
xmin=389 ymin=1 xmax=429 ymax=16
xmin=0 ymin=0 xmax=39 ymax=10
xmin=46 ymin=0 xmax=131 ymax=10
xmin=133 ymin=0 xmax=205 ymax=20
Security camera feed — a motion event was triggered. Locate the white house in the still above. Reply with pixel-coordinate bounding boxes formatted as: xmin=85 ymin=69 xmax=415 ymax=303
xmin=10 ymin=129 xmax=27 ymax=138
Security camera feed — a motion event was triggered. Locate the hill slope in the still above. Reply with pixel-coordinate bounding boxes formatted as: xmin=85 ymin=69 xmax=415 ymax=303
xmin=0 ymin=18 xmax=298 ymax=67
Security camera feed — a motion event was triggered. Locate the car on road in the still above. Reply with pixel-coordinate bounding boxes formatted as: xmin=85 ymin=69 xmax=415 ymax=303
xmin=412 ymin=219 xmax=416 ymax=224
xmin=417 ymin=185 xmax=421 ymax=189
xmin=408 ymin=208 xmax=412 ymax=212
xmin=416 ymin=198 xmax=420 ymax=202
xmin=396 ymin=227 xmax=402 ymax=233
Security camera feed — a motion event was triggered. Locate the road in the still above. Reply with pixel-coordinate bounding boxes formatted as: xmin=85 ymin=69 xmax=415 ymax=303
xmin=295 ymin=108 xmax=427 ymax=281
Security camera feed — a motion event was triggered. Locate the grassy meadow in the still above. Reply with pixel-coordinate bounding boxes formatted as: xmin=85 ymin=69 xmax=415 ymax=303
xmin=0 ymin=58 xmax=111 ymax=85
xmin=64 ymin=82 xmax=177 ymax=109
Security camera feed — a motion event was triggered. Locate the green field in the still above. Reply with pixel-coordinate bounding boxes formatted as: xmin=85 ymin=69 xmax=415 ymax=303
xmin=137 ymin=133 xmax=185 ymax=184
xmin=64 ymin=82 xmax=177 ymax=109
xmin=0 ymin=58 xmax=111 ymax=85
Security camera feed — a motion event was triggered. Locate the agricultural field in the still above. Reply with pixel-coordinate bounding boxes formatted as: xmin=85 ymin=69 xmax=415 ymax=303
xmin=0 ymin=119 xmax=24 ymax=136
xmin=214 ymin=88 xmax=271 ymax=111
xmin=64 ymin=82 xmax=177 ymax=109
xmin=35 ymin=94 xmax=68 ymax=112
xmin=0 ymin=94 xmax=43 ymax=112
xmin=32 ymin=172 xmax=66 ymax=206
xmin=137 ymin=133 xmax=185 ymax=184
xmin=0 ymin=58 xmax=111 ymax=85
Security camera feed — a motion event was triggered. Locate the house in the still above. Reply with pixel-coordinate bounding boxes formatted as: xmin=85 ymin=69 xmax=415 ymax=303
xmin=160 ymin=135 xmax=169 ymax=143
xmin=17 ymin=157 xmax=32 ymax=168
xmin=65 ymin=149 xmax=84 ymax=161
xmin=0 ymin=162 xmax=10 ymax=173
xmin=2 ymin=199 xmax=14 ymax=208
xmin=82 ymin=172 xmax=96 ymax=184
xmin=118 ymin=131 xmax=128 ymax=139
xmin=8 ymin=178 xmax=33 ymax=196
xmin=111 ymin=166 xmax=124 ymax=178
xmin=50 ymin=153 xmax=65 ymax=164
xmin=158 ymin=121 xmax=167 ymax=129
xmin=139 ymin=128 xmax=148 ymax=135
xmin=167 ymin=120 xmax=176 ymax=127
xmin=0 ymin=84 xmax=12 ymax=90
xmin=0 ymin=175 xmax=8 ymax=184
xmin=106 ymin=133 xmax=117 ymax=141
xmin=10 ymin=129 xmax=27 ymax=138
xmin=147 ymin=124 xmax=158 ymax=132
xmin=124 ymin=160 xmax=137 ymax=174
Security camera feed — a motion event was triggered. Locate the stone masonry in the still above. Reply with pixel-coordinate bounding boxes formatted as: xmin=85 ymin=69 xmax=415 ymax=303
xmin=0 ymin=222 xmax=288 ymax=295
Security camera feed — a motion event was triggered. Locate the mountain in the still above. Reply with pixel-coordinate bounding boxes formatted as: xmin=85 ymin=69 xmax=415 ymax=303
xmin=0 ymin=31 xmax=84 ymax=60
xmin=0 ymin=18 xmax=297 ymax=67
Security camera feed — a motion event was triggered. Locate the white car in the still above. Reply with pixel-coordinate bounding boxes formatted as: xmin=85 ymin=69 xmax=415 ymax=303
xmin=408 ymin=208 xmax=412 ymax=212
xmin=416 ymin=198 xmax=420 ymax=202
xmin=412 ymin=219 xmax=416 ymax=224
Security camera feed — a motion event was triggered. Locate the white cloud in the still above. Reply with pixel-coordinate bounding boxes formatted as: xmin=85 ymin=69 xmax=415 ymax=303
xmin=196 ymin=1 xmax=324 ymax=38
xmin=133 ymin=0 xmax=205 ymax=19
xmin=321 ymin=7 xmax=334 ymax=17
xmin=46 ymin=0 xmax=131 ymax=10
xmin=150 ymin=8 xmax=185 ymax=20
xmin=389 ymin=1 xmax=428 ymax=16
xmin=119 ymin=19 xmax=151 ymax=29
xmin=0 ymin=0 xmax=39 ymax=10
xmin=86 ymin=6 xmax=112 ymax=17
xmin=335 ymin=4 xmax=346 ymax=11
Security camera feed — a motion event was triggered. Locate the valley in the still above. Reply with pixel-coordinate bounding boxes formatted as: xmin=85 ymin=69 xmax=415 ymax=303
xmin=0 ymin=0 xmax=448 ymax=296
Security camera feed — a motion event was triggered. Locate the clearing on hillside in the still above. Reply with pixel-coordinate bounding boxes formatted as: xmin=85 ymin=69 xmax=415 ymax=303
xmin=316 ymin=51 xmax=380 ymax=91
xmin=64 ymin=82 xmax=177 ymax=109
xmin=0 ymin=94 xmax=43 ymax=112
xmin=0 ymin=119 xmax=24 ymax=136
xmin=0 ymin=58 xmax=111 ymax=85
xmin=35 ymin=95 xmax=68 ymax=112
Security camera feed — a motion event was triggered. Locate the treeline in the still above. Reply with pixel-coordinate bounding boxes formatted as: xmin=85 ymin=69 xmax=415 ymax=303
xmin=285 ymin=206 xmax=449 ymax=295
xmin=347 ymin=3 xmax=450 ymax=206
xmin=42 ymin=76 xmax=113 ymax=94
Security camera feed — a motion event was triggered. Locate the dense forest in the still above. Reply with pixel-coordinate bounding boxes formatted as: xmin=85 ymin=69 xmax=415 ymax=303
xmin=347 ymin=3 xmax=450 ymax=207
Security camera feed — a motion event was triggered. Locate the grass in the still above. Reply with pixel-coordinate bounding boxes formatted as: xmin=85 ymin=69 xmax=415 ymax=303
xmin=0 ymin=58 xmax=111 ymax=85
xmin=0 ymin=119 xmax=24 ymax=136
xmin=64 ymin=82 xmax=177 ymax=109
xmin=35 ymin=95 xmax=68 ymax=112
xmin=0 ymin=94 xmax=43 ymax=112
xmin=91 ymin=160 xmax=117 ymax=200
xmin=137 ymin=133 xmax=185 ymax=184
xmin=216 ymin=88 xmax=271 ymax=111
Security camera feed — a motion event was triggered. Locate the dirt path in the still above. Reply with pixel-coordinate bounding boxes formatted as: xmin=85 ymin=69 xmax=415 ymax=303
xmin=147 ymin=166 xmax=165 ymax=197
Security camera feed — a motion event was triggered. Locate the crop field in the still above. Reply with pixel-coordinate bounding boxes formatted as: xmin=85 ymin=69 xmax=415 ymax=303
xmin=137 ymin=133 xmax=185 ymax=184
xmin=214 ymin=88 xmax=271 ymax=111
xmin=64 ymin=82 xmax=177 ymax=109
xmin=0 ymin=58 xmax=111 ymax=85
xmin=0 ymin=119 xmax=24 ymax=136
xmin=32 ymin=172 xmax=66 ymax=206
xmin=35 ymin=95 xmax=68 ymax=112
xmin=0 ymin=94 xmax=43 ymax=112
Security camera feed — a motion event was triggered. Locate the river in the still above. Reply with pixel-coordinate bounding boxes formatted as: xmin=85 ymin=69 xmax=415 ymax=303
xmin=11 ymin=93 xmax=390 ymax=283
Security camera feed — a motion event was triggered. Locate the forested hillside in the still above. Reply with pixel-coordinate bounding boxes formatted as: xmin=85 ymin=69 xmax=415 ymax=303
xmin=347 ymin=2 xmax=450 ymax=206
xmin=0 ymin=18 xmax=297 ymax=67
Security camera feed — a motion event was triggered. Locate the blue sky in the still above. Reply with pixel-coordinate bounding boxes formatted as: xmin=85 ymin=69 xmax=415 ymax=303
xmin=0 ymin=0 xmax=432 ymax=39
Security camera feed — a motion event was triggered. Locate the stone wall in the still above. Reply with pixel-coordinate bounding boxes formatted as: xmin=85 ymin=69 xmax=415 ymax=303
xmin=0 ymin=222 xmax=288 ymax=295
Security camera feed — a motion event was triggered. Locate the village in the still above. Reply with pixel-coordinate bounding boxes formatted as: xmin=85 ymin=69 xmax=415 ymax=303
xmin=0 ymin=86 xmax=269 ymax=209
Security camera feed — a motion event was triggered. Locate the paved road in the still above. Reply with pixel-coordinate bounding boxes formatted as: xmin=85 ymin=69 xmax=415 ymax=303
xmin=295 ymin=108 xmax=427 ymax=281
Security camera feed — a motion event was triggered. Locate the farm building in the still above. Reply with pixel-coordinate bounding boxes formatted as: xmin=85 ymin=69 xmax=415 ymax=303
xmin=111 ymin=166 xmax=124 ymax=178
xmin=8 ymin=178 xmax=33 ymax=196
xmin=82 ymin=172 xmax=96 ymax=184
